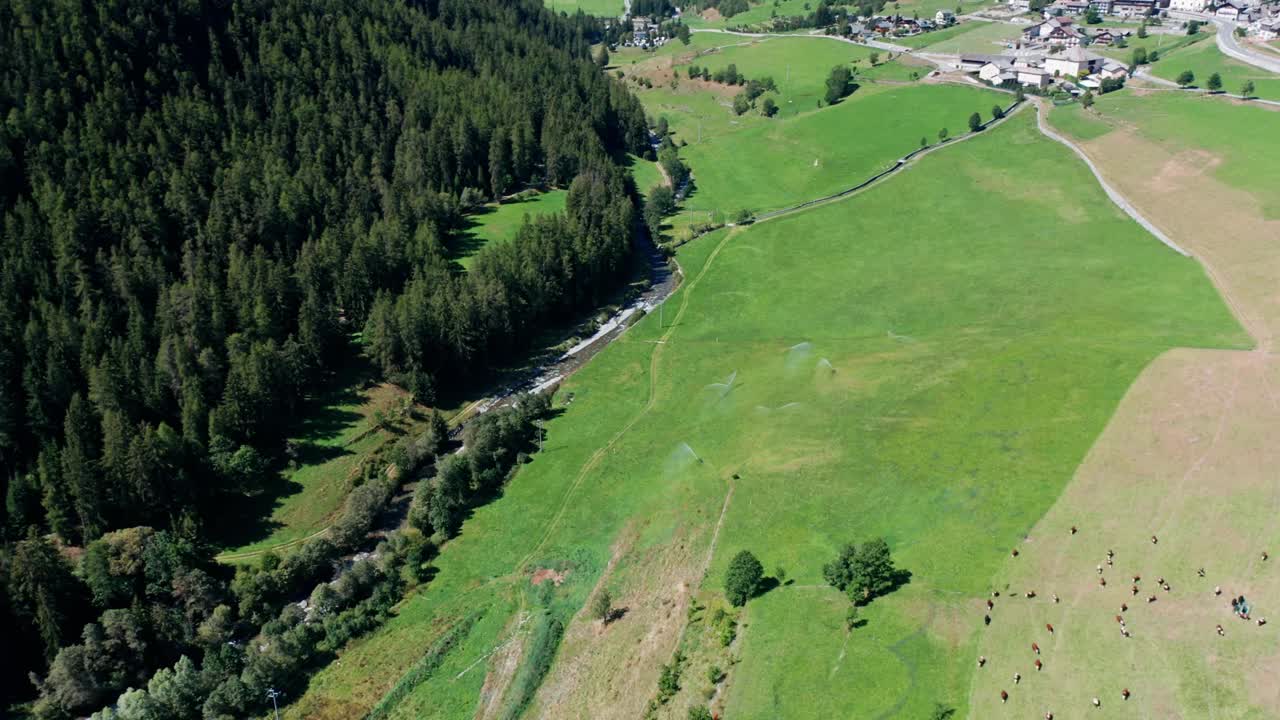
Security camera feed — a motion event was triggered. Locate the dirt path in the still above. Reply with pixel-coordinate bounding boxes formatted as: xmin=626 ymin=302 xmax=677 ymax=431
xmin=1030 ymin=99 xmax=1191 ymax=257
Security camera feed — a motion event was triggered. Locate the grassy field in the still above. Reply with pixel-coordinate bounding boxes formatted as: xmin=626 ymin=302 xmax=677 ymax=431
xmin=897 ymin=20 xmax=1024 ymax=53
xmin=859 ymin=55 xmax=932 ymax=83
xmin=456 ymin=191 xmax=568 ymax=269
xmin=215 ymin=379 xmax=423 ymax=561
xmin=967 ymin=82 xmax=1280 ymax=720
xmin=682 ymin=0 xmax=816 ymax=29
xmin=677 ymin=83 xmax=1004 ymax=215
xmin=1051 ymin=90 xmax=1280 ymax=218
xmin=668 ymin=36 xmax=873 ymax=119
xmin=629 ymin=155 xmax=665 ymax=194
xmin=1096 ymin=30 xmax=1203 ymax=62
xmin=544 ymin=0 xmax=622 ymax=17
xmin=1149 ymin=38 xmax=1280 ymax=100
xmin=288 ymin=109 xmax=1243 ymax=720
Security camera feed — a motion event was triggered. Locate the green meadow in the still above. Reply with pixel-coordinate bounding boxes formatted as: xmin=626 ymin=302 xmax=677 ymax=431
xmin=677 ymin=83 xmax=1004 ymax=215
xmin=897 ymin=20 xmax=1023 ymax=53
xmin=290 ymin=110 xmax=1243 ymax=719
xmin=216 ymin=380 xmax=424 ymax=562
xmin=1150 ymin=37 xmax=1280 ymax=100
xmin=1096 ymin=28 xmax=1202 ymax=61
xmin=455 ymin=191 xmax=568 ymax=269
xmin=672 ymin=37 xmax=873 ymax=118
xmin=544 ymin=0 xmax=623 ymax=17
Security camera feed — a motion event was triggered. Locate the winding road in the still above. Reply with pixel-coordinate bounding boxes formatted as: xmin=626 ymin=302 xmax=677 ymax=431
xmin=1212 ymin=17 xmax=1280 ymax=74
xmin=1030 ymin=99 xmax=1190 ymax=257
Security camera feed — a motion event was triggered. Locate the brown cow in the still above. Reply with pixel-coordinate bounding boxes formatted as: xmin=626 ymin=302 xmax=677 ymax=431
xmin=1122 ymin=688 xmax=1130 ymax=701
xmin=1046 ymin=623 xmax=1055 ymax=634
xmin=1012 ymin=549 xmax=1020 ymax=557
xmin=1071 ymin=525 xmax=1078 ymax=534
xmin=1001 ymin=690 xmax=1009 ymax=703
xmin=1121 ymin=603 xmax=1128 ymax=612
xmin=1033 ymin=642 xmax=1040 ymax=655
xmin=1099 ymin=577 xmax=1107 ymax=587
xmin=987 ymin=599 xmax=994 ymax=610
xmin=1115 ymin=614 xmax=1124 ymax=624
xmin=1035 ymin=659 xmax=1043 ymax=671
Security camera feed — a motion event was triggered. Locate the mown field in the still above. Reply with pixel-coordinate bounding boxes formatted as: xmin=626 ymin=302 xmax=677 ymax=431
xmin=1051 ymin=89 xmax=1280 ymax=218
xmin=897 ymin=20 xmax=1023 ymax=53
xmin=288 ymin=108 xmax=1244 ymax=720
xmin=967 ymin=83 xmax=1280 ymax=720
xmin=1149 ymin=37 xmax=1280 ymax=100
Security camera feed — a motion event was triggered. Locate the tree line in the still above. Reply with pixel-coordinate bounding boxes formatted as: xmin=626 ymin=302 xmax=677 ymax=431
xmin=0 ymin=0 xmax=650 ymax=710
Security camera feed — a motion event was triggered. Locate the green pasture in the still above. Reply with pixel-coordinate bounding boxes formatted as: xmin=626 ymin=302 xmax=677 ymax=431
xmin=678 ymin=83 xmax=1004 ymax=215
xmin=682 ymin=0 xmax=816 ymax=29
xmin=544 ymin=0 xmax=623 ymax=17
xmin=1052 ymin=89 xmax=1280 ymax=217
xmin=1096 ymin=29 xmax=1203 ymax=62
xmin=898 ymin=20 xmax=1022 ymax=53
xmin=290 ymin=109 xmax=1242 ymax=719
xmin=611 ymin=32 xmax=723 ymax=67
xmin=906 ymin=19 xmax=1024 ymax=53
xmin=859 ymin=56 xmax=930 ymax=82
xmin=1149 ymin=38 xmax=1280 ymax=100
xmin=629 ymin=155 xmax=666 ymax=194
xmin=455 ymin=191 xmax=568 ymax=269
xmin=671 ymin=36 xmax=873 ymax=118
xmin=215 ymin=379 xmax=421 ymax=562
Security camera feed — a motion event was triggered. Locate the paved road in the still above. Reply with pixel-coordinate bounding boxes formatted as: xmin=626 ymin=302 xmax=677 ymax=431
xmin=1169 ymin=12 xmax=1280 ymax=74
xmin=690 ymin=27 xmax=912 ymax=53
xmin=1030 ymin=99 xmax=1190 ymax=257
xmin=1212 ymin=17 xmax=1280 ymax=74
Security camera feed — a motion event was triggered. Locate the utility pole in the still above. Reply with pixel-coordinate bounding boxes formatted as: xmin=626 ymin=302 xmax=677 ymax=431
xmin=267 ymin=688 xmax=284 ymax=720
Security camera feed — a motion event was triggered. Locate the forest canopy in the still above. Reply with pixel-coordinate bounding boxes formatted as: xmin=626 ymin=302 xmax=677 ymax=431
xmin=0 ymin=0 xmax=648 ymax=712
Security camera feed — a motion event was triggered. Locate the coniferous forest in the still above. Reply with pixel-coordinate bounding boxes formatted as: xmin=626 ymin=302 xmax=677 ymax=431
xmin=0 ymin=0 xmax=648 ymax=715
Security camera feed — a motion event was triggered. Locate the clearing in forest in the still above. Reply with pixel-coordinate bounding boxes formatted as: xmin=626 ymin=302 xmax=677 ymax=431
xmin=969 ymin=90 xmax=1280 ymax=719
xmin=289 ymin=109 xmax=1244 ymax=720
xmin=455 ymin=190 xmax=569 ymax=269
xmin=216 ymin=376 xmax=427 ymax=562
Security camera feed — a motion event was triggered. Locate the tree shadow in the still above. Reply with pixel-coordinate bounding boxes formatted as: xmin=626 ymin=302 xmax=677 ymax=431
xmin=605 ymin=606 xmax=629 ymax=625
xmin=754 ymin=576 xmax=782 ymax=600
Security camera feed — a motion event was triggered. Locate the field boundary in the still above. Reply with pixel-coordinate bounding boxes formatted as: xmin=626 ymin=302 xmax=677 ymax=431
xmin=1031 ymin=99 xmax=1191 ymax=257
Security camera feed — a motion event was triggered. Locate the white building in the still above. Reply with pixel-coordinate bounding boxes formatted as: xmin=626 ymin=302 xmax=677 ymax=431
xmin=1016 ymin=66 xmax=1052 ymax=86
xmin=1168 ymin=0 xmax=1209 ymax=12
xmin=936 ymin=9 xmax=957 ymax=23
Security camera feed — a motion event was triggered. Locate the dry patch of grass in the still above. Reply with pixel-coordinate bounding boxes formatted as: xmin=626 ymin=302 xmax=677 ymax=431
xmin=971 ymin=104 xmax=1280 ymax=718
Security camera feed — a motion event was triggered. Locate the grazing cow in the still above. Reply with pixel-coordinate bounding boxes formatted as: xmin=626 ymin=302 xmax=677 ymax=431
xmin=1115 ymin=614 xmax=1124 ymax=624
xmin=1157 ymin=577 xmax=1164 ymax=585
xmin=1163 ymin=583 xmax=1171 ymax=592
xmin=1121 ymin=628 xmax=1131 ymax=638
xmin=1132 ymin=585 xmax=1139 ymax=596
xmin=1264 ymin=552 xmax=1270 ymax=562
xmin=1099 ymin=577 xmax=1107 ymax=587
xmin=1215 ymin=586 xmax=1222 ymax=596
xmin=1107 ymin=549 xmax=1114 ymax=558
xmin=1046 ymin=623 xmax=1054 ymax=634
xmin=1198 ymin=567 xmax=1206 ymax=577
xmin=1071 ymin=525 xmax=1078 ymax=535
xmin=1025 ymin=590 xmax=1037 ymax=599
xmin=1148 ymin=595 xmax=1157 ymax=603
xmin=1035 ymin=659 xmax=1043 ymax=671
xmin=1014 ymin=672 xmax=1021 ymax=685
xmin=985 ymin=614 xmax=991 ymax=626
xmin=1258 ymin=618 xmax=1268 ymax=626
xmin=1053 ymin=594 xmax=1060 ymax=604
xmin=987 ymin=599 xmax=994 ymax=610
xmin=1217 ymin=624 xmax=1225 ymax=636
xmin=1107 ymin=557 xmax=1113 ymax=566
xmin=1152 ymin=535 xmax=1158 ymax=545
xmin=1121 ymin=603 xmax=1128 ymax=612
xmin=1001 ymin=690 xmax=1009 ymax=703
xmin=1093 ymin=697 xmax=1102 ymax=708
xmin=1122 ymin=688 xmax=1130 ymax=701
xmin=1033 ymin=642 xmax=1040 ymax=655
xmin=1046 ymin=713 xmax=1054 ymax=720
xmin=1133 ymin=575 xmax=1141 ymax=583
xmin=1097 ymin=564 xmax=1104 ymax=575
xmin=978 ymin=656 xmax=987 ymax=667
xmin=1012 ymin=549 xmax=1020 ymax=557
